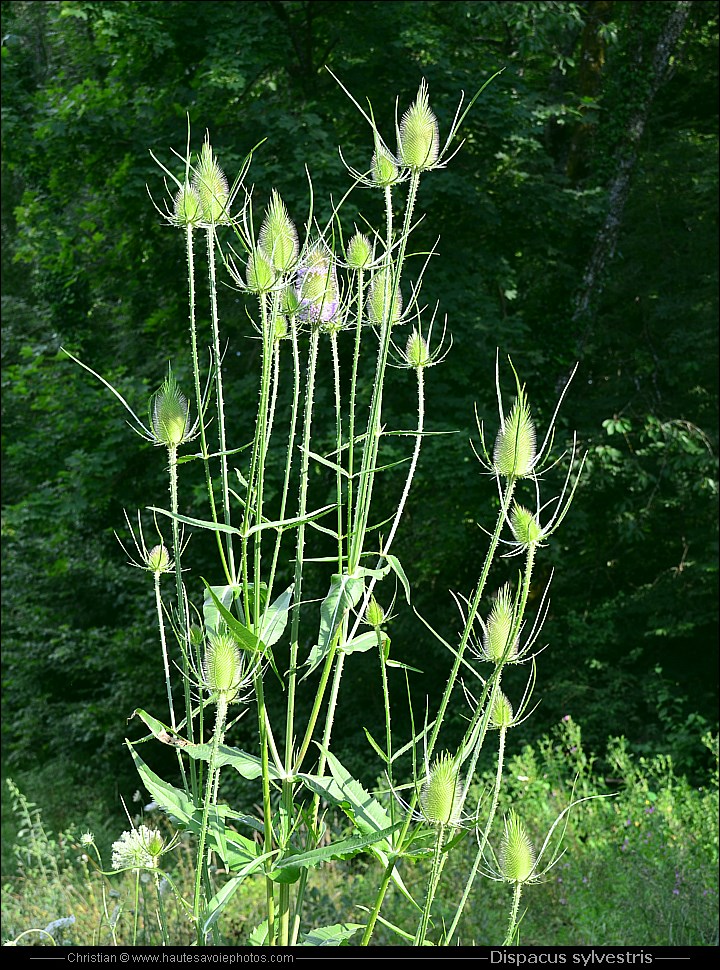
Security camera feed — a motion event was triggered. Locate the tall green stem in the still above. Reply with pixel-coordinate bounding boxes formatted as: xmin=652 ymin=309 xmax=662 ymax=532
xmin=184 ymin=224 xmax=230 ymax=583
xmin=168 ymin=445 xmax=196 ymax=795
xmin=504 ymin=882 xmax=524 ymax=945
xmin=444 ymin=724 xmax=508 ymax=944
xmin=349 ymin=172 xmax=420 ymax=572
xmin=206 ymin=226 xmax=235 ymax=582
xmin=193 ymin=694 xmax=228 ymax=945
xmin=415 ymin=824 xmax=447 ymax=946
xmin=153 ymin=571 xmax=187 ymax=789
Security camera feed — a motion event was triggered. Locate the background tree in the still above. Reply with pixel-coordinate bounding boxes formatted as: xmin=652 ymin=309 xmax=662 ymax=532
xmin=2 ymin=1 xmax=717 ymax=817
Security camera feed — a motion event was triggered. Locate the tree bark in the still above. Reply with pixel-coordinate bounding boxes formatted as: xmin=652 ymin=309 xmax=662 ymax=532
xmin=571 ymin=0 xmax=693 ymax=365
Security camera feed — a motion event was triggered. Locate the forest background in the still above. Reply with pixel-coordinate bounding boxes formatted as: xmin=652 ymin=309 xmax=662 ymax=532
xmin=1 ymin=0 xmax=717 ymax=896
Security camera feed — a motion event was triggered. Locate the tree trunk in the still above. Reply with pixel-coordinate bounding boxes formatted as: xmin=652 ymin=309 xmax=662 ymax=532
xmin=571 ymin=0 xmax=693 ymax=365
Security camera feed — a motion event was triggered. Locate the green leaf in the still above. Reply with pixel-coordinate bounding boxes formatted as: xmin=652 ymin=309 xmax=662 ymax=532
xmin=300 ymin=923 xmax=365 ymax=946
xmin=131 ymin=709 xmax=281 ymax=780
xmin=385 ymin=553 xmax=411 ymax=603
xmin=302 ymin=446 xmax=351 ymax=479
xmin=126 ymin=742 xmax=261 ymax=871
xmin=248 ymin=922 xmax=269 ymax=946
xmin=149 ymin=506 xmax=240 ymax=535
xmin=260 ymin=584 xmax=294 ymax=647
xmin=203 ymin=583 xmax=239 ymax=635
xmin=305 ymin=573 xmax=366 ymax=676
xmin=203 ymin=580 xmax=262 ymax=651
xmin=272 ymin=824 xmax=402 ymax=873
xmin=300 ymin=750 xmax=393 ymax=849
xmin=243 ymin=503 xmax=336 ymax=538
xmin=340 ymin=631 xmax=378 ymax=655
xmin=363 ymin=726 xmax=390 ymax=765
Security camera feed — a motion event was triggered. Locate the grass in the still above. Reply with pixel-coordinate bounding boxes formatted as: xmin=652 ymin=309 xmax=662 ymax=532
xmin=2 ymin=720 xmax=717 ymax=947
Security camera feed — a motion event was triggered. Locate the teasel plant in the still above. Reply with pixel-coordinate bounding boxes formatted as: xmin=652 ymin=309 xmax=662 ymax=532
xmin=62 ymin=69 xmax=602 ymax=948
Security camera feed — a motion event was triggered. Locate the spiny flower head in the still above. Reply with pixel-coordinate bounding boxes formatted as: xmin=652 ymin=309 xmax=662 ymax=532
xmin=346 ymin=232 xmax=373 ymax=270
xmin=489 ymin=690 xmax=514 ymax=729
xmin=482 ymin=584 xmax=518 ymax=664
xmin=245 ymin=248 xmax=276 ymax=294
xmin=259 ymin=190 xmax=298 ymax=273
xmin=499 ymin=811 xmax=536 ymax=884
xmin=365 ymin=595 xmax=385 ymax=629
xmin=404 ymin=330 xmax=431 ymax=369
xmin=493 ymin=387 xmax=537 ymax=479
xmin=509 ymin=503 xmax=543 ymax=550
xmin=202 ymin=631 xmax=246 ymax=703
xmin=172 ymin=181 xmax=204 ymax=228
xmin=398 ymin=79 xmax=440 ymax=172
xmin=368 ymin=267 xmax=402 ymax=325
xmin=145 ymin=543 xmax=172 ymax=575
xmin=192 ymin=138 xmax=230 ymax=225
xmin=148 ymin=366 xmax=190 ymax=448
xmin=111 ymin=825 xmax=167 ymax=871
xmin=420 ymin=752 xmax=462 ymax=826
xmin=372 ymin=143 xmax=401 ymax=186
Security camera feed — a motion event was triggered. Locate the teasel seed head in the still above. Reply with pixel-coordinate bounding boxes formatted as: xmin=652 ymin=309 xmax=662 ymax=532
xmin=193 ymin=138 xmax=230 ymax=225
xmin=346 ymin=232 xmax=373 ymax=270
xmin=489 ymin=690 xmax=514 ymax=729
xmin=245 ymin=248 xmax=275 ymax=294
xmin=146 ymin=543 xmax=172 ymax=575
xmin=483 ymin=584 xmax=518 ymax=664
xmin=173 ymin=181 xmax=204 ymax=228
xmin=372 ymin=144 xmax=400 ymax=187
xmin=493 ymin=389 xmax=537 ymax=479
xmin=365 ymin=595 xmax=385 ymax=629
xmin=510 ymin=503 xmax=543 ymax=550
xmin=295 ymin=244 xmax=339 ymax=324
xmin=203 ymin=632 xmax=245 ymax=703
xmin=149 ymin=367 xmax=190 ymax=448
xmin=398 ymin=79 xmax=440 ymax=172
xmin=420 ymin=752 xmax=462 ymax=826
xmin=259 ymin=190 xmax=298 ymax=272
xmin=368 ymin=267 xmax=402 ymax=325
xmin=499 ymin=811 xmax=536 ymax=884
xmin=405 ymin=330 xmax=431 ymax=369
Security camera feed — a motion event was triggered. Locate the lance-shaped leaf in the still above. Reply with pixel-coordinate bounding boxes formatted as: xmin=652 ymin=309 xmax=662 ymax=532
xmin=203 ymin=583 xmax=238 ymax=636
xmin=270 ymin=824 xmax=403 ymax=877
xmin=260 ymin=584 xmax=294 ymax=647
xmin=132 ymin=709 xmax=282 ymax=781
xmin=202 ymin=581 xmax=282 ymax=682
xmin=126 ymin=742 xmax=260 ymax=871
xmin=339 ymin=631 xmax=378 ymax=656
xmin=300 ymin=923 xmax=365 ymax=946
xmin=300 ymin=749 xmax=392 ymax=847
xmin=305 ymin=573 xmax=365 ymax=677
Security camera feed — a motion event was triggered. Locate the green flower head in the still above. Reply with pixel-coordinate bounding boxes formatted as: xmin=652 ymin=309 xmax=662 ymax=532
xmin=202 ymin=632 xmax=246 ymax=703
xmin=493 ymin=388 xmax=537 ymax=480
xmin=398 ymin=79 xmax=440 ymax=172
xmin=149 ymin=366 xmax=190 ymax=448
xmin=482 ymin=584 xmax=519 ymax=664
xmin=259 ymin=190 xmax=298 ymax=273
xmin=499 ymin=811 xmax=536 ymax=884
xmin=420 ymin=752 xmax=462 ymax=826
xmin=193 ymin=137 xmax=230 ymax=225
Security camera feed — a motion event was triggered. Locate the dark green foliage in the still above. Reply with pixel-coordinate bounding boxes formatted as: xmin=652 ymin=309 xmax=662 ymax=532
xmin=2 ymin=0 xmax=717 ymax=798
